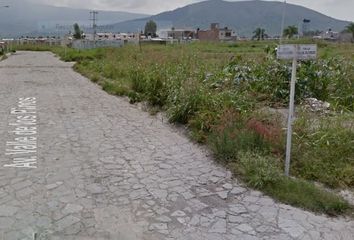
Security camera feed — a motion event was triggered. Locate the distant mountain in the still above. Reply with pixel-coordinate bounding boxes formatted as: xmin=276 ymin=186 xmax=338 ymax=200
xmin=0 ymin=0 xmax=149 ymax=37
xmin=107 ymin=0 xmax=350 ymax=37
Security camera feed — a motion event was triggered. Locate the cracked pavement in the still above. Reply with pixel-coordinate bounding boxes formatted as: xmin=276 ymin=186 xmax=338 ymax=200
xmin=0 ymin=51 xmax=353 ymax=239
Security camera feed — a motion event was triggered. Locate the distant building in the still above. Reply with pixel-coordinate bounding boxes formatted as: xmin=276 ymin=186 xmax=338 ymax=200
xmin=197 ymin=23 xmax=237 ymax=42
xmin=167 ymin=28 xmax=196 ymax=40
xmin=339 ymin=32 xmax=352 ymax=42
xmin=85 ymin=32 xmax=140 ymax=42
xmin=0 ymin=41 xmax=6 ymax=51
xmin=313 ymin=29 xmax=339 ymax=41
xmin=302 ymin=19 xmax=311 ymax=36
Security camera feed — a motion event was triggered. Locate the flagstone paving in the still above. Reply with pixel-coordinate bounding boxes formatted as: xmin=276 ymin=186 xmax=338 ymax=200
xmin=0 ymin=51 xmax=353 ymax=240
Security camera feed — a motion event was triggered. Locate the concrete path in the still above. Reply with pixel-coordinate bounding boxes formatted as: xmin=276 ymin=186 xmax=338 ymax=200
xmin=0 ymin=51 xmax=353 ymax=240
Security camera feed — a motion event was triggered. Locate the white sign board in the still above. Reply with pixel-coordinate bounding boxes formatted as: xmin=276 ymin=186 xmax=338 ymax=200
xmin=276 ymin=44 xmax=317 ymax=176
xmin=277 ymin=44 xmax=317 ymax=60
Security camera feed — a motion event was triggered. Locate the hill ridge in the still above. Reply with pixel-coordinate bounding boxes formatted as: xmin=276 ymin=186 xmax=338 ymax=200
xmin=107 ymin=0 xmax=349 ymax=37
xmin=0 ymin=0 xmax=149 ymax=37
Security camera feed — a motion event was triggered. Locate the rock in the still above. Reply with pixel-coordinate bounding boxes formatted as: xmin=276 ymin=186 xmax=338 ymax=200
xmin=208 ymin=219 xmax=227 ymax=234
xmin=54 ymin=215 xmax=81 ymax=231
xmin=156 ymin=216 xmax=172 ymax=223
xmin=0 ymin=206 xmax=18 ymax=217
xmin=212 ymin=210 xmax=227 ymax=219
xmin=237 ymin=223 xmax=255 ymax=234
xmin=230 ymin=187 xmax=247 ymax=195
xmin=86 ymin=183 xmax=104 ymax=194
xmin=189 ymin=215 xmax=200 ymax=226
xmin=62 ymin=203 xmax=84 ymax=214
xmin=222 ymin=183 xmax=233 ymax=190
xmin=304 ymin=98 xmax=331 ymax=113
xmin=171 ymin=210 xmax=186 ymax=217
xmin=339 ymin=189 xmax=354 ymax=205
xmin=217 ymin=191 xmax=229 ymax=200
xmin=148 ymin=223 xmax=168 ymax=231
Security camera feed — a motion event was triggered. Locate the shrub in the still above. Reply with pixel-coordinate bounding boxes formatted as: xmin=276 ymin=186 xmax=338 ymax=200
xmin=293 ymin=113 xmax=354 ymax=188
xmin=230 ymin=151 xmax=351 ymax=216
xmin=222 ymin=57 xmax=354 ymax=110
xmin=189 ymin=109 xmax=219 ymax=143
xmin=209 ymin=109 xmax=271 ymax=161
xmin=167 ymin=87 xmax=208 ymax=124
xmin=130 ymin=65 xmax=169 ymax=106
xmin=234 ymin=152 xmax=281 ymax=188
xmin=266 ymin=176 xmax=350 ymax=216
xmin=102 ymin=81 xmax=130 ymax=96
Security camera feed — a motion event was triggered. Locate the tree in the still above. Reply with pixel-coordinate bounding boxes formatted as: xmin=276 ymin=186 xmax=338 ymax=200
xmin=283 ymin=25 xmax=298 ymax=39
xmin=73 ymin=23 xmax=83 ymax=39
xmin=252 ymin=28 xmax=266 ymax=41
xmin=345 ymin=22 xmax=354 ymax=42
xmin=144 ymin=20 xmax=157 ymax=38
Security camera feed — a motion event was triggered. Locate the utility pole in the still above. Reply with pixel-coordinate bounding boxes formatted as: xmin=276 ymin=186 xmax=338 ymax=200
xmin=0 ymin=5 xmax=10 ymax=42
xmin=279 ymin=0 xmax=287 ymax=44
xmin=90 ymin=11 xmax=98 ymax=42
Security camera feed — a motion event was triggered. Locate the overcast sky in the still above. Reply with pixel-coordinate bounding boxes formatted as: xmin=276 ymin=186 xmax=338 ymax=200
xmin=26 ymin=0 xmax=354 ymax=21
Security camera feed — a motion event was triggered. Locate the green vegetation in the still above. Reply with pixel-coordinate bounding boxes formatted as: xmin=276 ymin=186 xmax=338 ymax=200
xmin=13 ymin=40 xmax=354 ymax=216
xmin=0 ymin=54 xmax=7 ymax=61
xmin=252 ymin=28 xmax=267 ymax=41
xmin=209 ymin=109 xmax=351 ymax=215
xmin=346 ymin=22 xmax=354 ymax=42
xmin=73 ymin=23 xmax=84 ymax=40
xmin=293 ymin=113 xmax=354 ymax=188
xmin=0 ymin=45 xmax=15 ymax=60
xmin=144 ymin=20 xmax=157 ymax=37
xmin=283 ymin=25 xmax=299 ymax=39
xmin=232 ymin=152 xmax=349 ymax=216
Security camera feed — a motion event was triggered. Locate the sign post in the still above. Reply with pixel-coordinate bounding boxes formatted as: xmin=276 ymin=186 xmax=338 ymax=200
xmin=277 ymin=44 xmax=317 ymax=176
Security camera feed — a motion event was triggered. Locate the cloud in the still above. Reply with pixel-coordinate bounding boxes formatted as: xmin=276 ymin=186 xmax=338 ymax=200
xmin=286 ymin=0 xmax=354 ymax=21
xmin=26 ymin=0 xmax=354 ymax=21
xmin=27 ymin=0 xmax=199 ymax=13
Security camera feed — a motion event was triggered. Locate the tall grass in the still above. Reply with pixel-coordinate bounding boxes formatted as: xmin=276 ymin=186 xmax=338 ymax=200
xmin=293 ymin=113 xmax=354 ymax=188
xmin=232 ymin=152 xmax=350 ymax=216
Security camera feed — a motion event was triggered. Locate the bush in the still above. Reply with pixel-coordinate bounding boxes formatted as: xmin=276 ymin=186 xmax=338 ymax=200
xmin=234 ymin=152 xmax=281 ymax=188
xmin=209 ymin=109 xmax=271 ymax=161
xmin=221 ymin=57 xmax=354 ymax=110
xmin=130 ymin=65 xmax=169 ymax=106
xmin=230 ymin=152 xmax=351 ymax=216
xmin=167 ymin=87 xmax=207 ymax=124
xmin=102 ymin=81 xmax=130 ymax=96
xmin=266 ymin=176 xmax=350 ymax=216
xmin=189 ymin=109 xmax=219 ymax=143
xmin=293 ymin=113 xmax=354 ymax=188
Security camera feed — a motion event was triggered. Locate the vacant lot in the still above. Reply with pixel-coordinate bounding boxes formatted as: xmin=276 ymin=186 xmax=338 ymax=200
xmin=14 ymin=40 xmax=354 ymax=216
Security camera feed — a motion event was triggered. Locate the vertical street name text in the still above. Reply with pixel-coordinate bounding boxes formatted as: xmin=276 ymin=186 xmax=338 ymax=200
xmin=4 ymin=97 xmax=38 ymax=168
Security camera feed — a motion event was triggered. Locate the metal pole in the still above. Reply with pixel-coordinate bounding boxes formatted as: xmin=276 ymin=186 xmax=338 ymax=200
xmin=285 ymin=47 xmax=297 ymax=176
xmin=90 ymin=11 xmax=98 ymax=43
xmin=280 ymin=0 xmax=287 ymax=44
xmin=0 ymin=5 xmax=10 ymax=41
xmin=139 ymin=31 xmax=142 ymax=52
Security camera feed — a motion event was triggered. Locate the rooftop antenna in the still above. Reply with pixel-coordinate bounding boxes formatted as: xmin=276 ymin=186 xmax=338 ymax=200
xmin=279 ymin=0 xmax=287 ymax=44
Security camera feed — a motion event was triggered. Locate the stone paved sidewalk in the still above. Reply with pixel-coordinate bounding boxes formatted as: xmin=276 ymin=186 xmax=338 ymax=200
xmin=0 ymin=52 xmax=353 ymax=240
